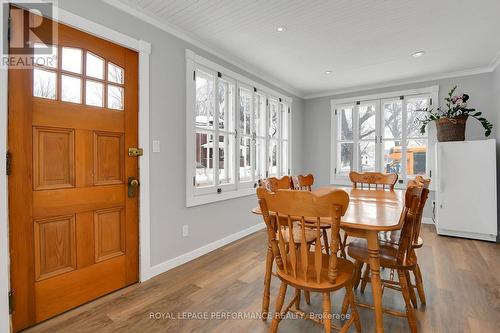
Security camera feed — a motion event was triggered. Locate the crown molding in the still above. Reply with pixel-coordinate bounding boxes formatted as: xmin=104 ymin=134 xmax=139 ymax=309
xmin=303 ymin=65 xmax=495 ymax=99
xmin=490 ymin=51 xmax=500 ymax=72
xmin=100 ymin=0 xmax=304 ymax=99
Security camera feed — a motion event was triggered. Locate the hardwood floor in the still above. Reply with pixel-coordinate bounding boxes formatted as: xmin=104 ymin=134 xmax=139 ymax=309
xmin=24 ymin=225 xmax=500 ymax=333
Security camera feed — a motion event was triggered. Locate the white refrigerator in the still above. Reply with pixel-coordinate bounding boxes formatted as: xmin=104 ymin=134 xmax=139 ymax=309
xmin=435 ymin=139 xmax=498 ymax=242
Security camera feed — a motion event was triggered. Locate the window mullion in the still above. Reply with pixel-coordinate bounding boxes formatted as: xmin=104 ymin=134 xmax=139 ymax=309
xmin=353 ymin=104 xmax=360 ymax=172
xmin=251 ymin=90 xmax=256 ymax=183
xmin=214 ymin=76 xmax=220 ymax=190
xmin=401 ymin=97 xmax=408 ymax=182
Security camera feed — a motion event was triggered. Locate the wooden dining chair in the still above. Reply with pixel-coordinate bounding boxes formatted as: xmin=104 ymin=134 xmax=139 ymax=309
xmin=374 ymin=176 xmax=431 ymax=306
xmin=258 ymin=175 xmax=312 ymax=319
xmin=347 ymin=185 xmax=427 ymax=333
xmin=343 ymin=171 xmax=399 ymax=261
xmin=257 ymin=187 xmax=361 ymax=333
xmin=291 ymin=174 xmax=314 ymax=191
xmin=258 ymin=176 xmax=291 ymax=192
xmin=349 ymin=171 xmax=398 ymax=190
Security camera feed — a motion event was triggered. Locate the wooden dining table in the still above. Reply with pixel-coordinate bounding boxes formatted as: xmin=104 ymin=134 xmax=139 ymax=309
xmin=252 ymin=186 xmax=405 ymax=333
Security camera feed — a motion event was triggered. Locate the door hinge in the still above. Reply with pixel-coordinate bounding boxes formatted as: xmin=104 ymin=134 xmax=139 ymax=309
xmin=334 ymin=109 xmax=337 ymax=115
xmin=8 ymin=290 xmax=13 ymax=315
xmin=334 ymin=168 xmax=337 ymax=174
xmin=429 ymin=170 xmax=432 ymax=178
xmin=6 ymin=151 xmax=11 ymax=176
xmin=266 ymin=99 xmax=269 ymax=106
xmin=193 ymin=70 xmax=196 ymax=81
xmin=254 ymin=87 xmax=257 ymax=92
xmin=265 ymin=171 xmax=269 ymax=177
xmin=193 ymin=176 xmax=196 ymax=186
xmin=429 ymin=98 xmax=433 ymax=106
xmin=288 ymin=107 xmax=290 ymax=114
xmin=288 ymin=169 xmax=290 ymax=175
xmin=7 ymin=14 xmax=12 ymax=43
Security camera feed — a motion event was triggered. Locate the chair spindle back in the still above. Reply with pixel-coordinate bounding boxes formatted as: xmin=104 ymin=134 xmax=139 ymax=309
xmin=258 ymin=176 xmax=291 ymax=192
xmin=257 ymin=187 xmax=349 ymax=285
xmin=349 ymin=171 xmax=398 ymax=190
xmin=396 ymin=185 xmax=425 ymax=264
xmin=291 ymin=174 xmax=314 ymax=191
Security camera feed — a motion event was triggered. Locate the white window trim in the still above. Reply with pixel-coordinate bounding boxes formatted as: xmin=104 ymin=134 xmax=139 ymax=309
xmin=186 ymin=50 xmax=292 ymax=207
xmin=330 ymin=85 xmax=439 ymax=190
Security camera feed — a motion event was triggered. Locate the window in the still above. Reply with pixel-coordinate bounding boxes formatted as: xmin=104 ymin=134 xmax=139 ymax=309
xmin=186 ymin=51 xmax=292 ymax=206
xmin=331 ymin=86 xmax=438 ymax=187
xmin=32 ymin=45 xmax=125 ymax=110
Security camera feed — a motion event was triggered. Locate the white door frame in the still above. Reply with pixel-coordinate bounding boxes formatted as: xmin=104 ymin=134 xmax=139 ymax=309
xmin=0 ymin=5 xmax=152 ymax=331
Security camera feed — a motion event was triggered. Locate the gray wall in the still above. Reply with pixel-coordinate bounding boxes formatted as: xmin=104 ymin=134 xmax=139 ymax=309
xmin=493 ymin=65 xmax=500 ymax=241
xmin=57 ymin=0 xmax=304 ymax=266
xmin=303 ymin=73 xmax=497 ymax=219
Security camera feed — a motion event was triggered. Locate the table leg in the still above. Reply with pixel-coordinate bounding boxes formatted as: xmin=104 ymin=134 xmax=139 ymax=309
xmin=262 ymin=244 xmax=274 ymax=321
xmin=367 ymin=231 xmax=384 ymax=333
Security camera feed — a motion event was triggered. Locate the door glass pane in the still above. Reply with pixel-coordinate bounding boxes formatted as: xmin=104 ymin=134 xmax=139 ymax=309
xmin=281 ymin=140 xmax=288 ymax=175
xmin=269 ymin=99 xmax=279 ymax=138
xmin=407 ymin=139 xmax=427 ymax=176
xmin=338 ymin=143 xmax=353 ymax=174
xmin=85 ymin=80 xmax=104 ymax=107
xmin=359 ymin=104 xmax=376 ymax=140
xmin=255 ymin=94 xmax=267 ymax=137
xmin=195 ymin=131 xmax=214 ymax=187
xmin=280 ymin=104 xmax=288 ymax=140
xmin=108 ymin=62 xmax=124 ymax=84
xmin=358 ymin=141 xmax=376 ymax=172
xmin=268 ymin=139 xmax=278 ymax=176
xmin=61 ymin=47 xmax=82 ymax=74
xmin=407 ymin=97 xmax=428 ymax=138
xmin=107 ymin=85 xmax=124 ymax=110
xmin=61 ymin=75 xmax=81 ymax=103
xmin=339 ymin=106 xmax=353 ymax=140
xmin=86 ymin=52 xmax=104 ymax=79
xmin=383 ymin=140 xmax=402 ymax=174
xmin=33 ymin=68 xmax=56 ymax=100
xmin=218 ymin=134 xmax=235 ymax=185
xmin=239 ymin=87 xmax=252 ymax=135
xmin=218 ymin=79 xmax=234 ymax=131
xmin=383 ymin=101 xmax=402 ymax=139
xmin=239 ymin=136 xmax=252 ymax=182
xmin=255 ymin=137 xmax=267 ymax=180
xmin=34 ymin=43 xmax=57 ymax=68
xmin=195 ymin=70 xmax=215 ymax=129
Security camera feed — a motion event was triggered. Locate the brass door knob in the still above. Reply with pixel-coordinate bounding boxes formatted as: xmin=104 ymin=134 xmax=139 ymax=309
xmin=128 ymin=177 xmax=139 ymax=197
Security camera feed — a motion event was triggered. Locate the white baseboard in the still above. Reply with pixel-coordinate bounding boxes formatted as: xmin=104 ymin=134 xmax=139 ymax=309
xmin=422 ymin=217 xmax=434 ymax=225
xmin=142 ymin=223 xmax=265 ymax=281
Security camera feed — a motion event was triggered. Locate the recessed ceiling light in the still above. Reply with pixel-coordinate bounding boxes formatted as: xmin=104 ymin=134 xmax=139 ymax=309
xmin=276 ymin=26 xmax=286 ymax=32
xmin=412 ymin=51 xmax=426 ymax=58
xmin=325 ymin=70 xmax=333 ymax=75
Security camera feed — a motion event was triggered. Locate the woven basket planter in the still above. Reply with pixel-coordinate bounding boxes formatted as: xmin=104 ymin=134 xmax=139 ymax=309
xmin=435 ymin=115 xmax=468 ymax=142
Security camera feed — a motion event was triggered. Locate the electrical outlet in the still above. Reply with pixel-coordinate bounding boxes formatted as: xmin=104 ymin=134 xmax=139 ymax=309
xmin=182 ymin=225 xmax=189 ymax=237
xmin=152 ymin=140 xmax=160 ymax=153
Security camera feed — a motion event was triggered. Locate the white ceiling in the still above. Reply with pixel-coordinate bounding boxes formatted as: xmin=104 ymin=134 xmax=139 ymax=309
xmin=116 ymin=0 xmax=500 ymax=98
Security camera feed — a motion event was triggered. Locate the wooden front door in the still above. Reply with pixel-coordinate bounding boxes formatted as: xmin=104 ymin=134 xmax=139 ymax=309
xmin=8 ymin=7 xmax=139 ymax=331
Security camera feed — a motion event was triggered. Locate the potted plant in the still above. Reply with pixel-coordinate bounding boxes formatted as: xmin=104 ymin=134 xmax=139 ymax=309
xmin=418 ymin=86 xmax=493 ymax=142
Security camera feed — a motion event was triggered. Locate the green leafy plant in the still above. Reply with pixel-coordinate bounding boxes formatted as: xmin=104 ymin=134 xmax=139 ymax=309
xmin=418 ymin=85 xmax=493 ymax=137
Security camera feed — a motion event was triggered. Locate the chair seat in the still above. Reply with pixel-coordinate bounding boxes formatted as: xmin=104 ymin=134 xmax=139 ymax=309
xmin=347 ymin=239 xmax=415 ymax=269
xmin=276 ymin=252 xmax=354 ymax=292
xmin=378 ymin=231 xmax=424 ymax=248
xmin=280 ymin=227 xmax=317 ymax=244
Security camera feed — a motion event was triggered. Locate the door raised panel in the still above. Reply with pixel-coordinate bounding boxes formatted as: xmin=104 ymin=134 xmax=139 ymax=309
xmin=93 ymin=131 xmax=124 ymax=185
xmin=34 ymin=215 xmax=76 ymax=281
xmin=33 ymin=127 xmax=75 ymax=190
xmin=94 ymin=207 xmax=125 ymax=262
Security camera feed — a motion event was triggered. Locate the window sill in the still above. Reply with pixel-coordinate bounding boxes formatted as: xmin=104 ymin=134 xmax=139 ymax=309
xmin=186 ymin=187 xmax=256 ymax=207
